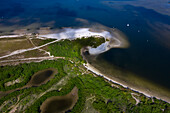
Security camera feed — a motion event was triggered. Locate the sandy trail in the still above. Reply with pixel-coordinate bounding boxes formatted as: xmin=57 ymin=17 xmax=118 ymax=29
xmin=0 ymin=57 xmax=65 ymax=63
xmin=0 ymin=35 xmax=25 ymax=39
xmin=131 ymin=93 xmax=140 ymax=105
xmin=0 ymin=39 xmax=58 ymax=59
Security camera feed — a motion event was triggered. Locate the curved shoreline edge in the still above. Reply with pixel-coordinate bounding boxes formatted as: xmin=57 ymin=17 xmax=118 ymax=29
xmin=0 ymin=27 xmax=129 ymax=59
xmin=83 ymin=62 xmax=170 ymax=103
xmin=0 ymin=27 xmax=169 ymax=104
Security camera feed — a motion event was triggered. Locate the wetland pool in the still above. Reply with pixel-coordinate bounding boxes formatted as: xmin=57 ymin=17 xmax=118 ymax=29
xmin=40 ymin=87 xmax=78 ymax=113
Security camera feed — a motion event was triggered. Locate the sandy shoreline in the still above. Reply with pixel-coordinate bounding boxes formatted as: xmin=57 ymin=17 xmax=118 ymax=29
xmin=0 ymin=27 xmax=169 ymax=103
xmin=83 ymin=62 xmax=170 ymax=103
xmin=0 ymin=27 xmax=129 ymax=57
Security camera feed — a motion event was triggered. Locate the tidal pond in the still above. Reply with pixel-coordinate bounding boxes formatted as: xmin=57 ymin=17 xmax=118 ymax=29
xmin=0 ymin=68 xmax=58 ymax=98
xmin=27 ymin=68 xmax=57 ymax=87
xmin=40 ymin=87 xmax=78 ymax=113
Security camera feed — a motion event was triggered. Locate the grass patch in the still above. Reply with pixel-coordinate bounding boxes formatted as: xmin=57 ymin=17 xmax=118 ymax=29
xmin=0 ymin=39 xmax=33 ymax=56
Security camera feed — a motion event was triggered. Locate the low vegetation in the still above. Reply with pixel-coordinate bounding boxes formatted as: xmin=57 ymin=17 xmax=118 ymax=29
xmin=0 ymin=36 xmax=169 ymax=113
xmin=0 ymin=38 xmax=33 ymax=56
xmin=47 ymin=36 xmax=105 ymax=61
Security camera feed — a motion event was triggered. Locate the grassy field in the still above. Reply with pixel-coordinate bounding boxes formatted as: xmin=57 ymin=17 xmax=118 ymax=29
xmin=0 ymin=38 xmax=34 ymax=56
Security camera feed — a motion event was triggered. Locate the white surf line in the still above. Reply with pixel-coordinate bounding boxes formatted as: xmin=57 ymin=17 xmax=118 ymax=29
xmin=83 ymin=63 xmax=153 ymax=97
xmin=84 ymin=63 xmax=170 ymax=103
xmin=0 ymin=57 xmax=65 ymax=63
xmin=0 ymin=39 xmax=58 ymax=59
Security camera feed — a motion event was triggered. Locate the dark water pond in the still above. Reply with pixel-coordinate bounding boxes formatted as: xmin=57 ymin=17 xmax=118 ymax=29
xmin=42 ymin=97 xmax=73 ymax=113
xmin=40 ymin=87 xmax=78 ymax=113
xmin=28 ymin=68 xmax=57 ymax=86
xmin=0 ymin=68 xmax=57 ymax=98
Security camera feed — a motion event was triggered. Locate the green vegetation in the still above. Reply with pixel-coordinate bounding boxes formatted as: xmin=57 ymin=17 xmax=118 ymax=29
xmin=0 ymin=60 xmax=67 ymax=91
xmin=92 ymin=93 xmax=169 ymax=113
xmin=48 ymin=37 xmax=105 ymax=61
xmin=0 ymin=37 xmax=169 ymax=113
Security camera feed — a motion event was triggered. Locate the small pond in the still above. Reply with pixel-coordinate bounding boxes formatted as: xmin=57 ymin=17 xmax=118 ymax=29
xmin=40 ymin=87 xmax=78 ymax=113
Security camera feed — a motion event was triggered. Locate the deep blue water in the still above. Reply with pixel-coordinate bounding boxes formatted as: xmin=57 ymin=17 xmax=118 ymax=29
xmin=0 ymin=0 xmax=170 ymax=89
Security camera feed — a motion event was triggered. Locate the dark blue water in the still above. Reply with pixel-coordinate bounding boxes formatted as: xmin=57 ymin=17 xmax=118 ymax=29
xmin=0 ymin=0 xmax=170 ymax=89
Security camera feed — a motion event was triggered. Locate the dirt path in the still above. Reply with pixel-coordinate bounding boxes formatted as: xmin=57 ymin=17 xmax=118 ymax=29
xmin=0 ymin=56 xmax=65 ymax=63
xmin=0 ymin=39 xmax=58 ymax=59
xmin=131 ymin=93 xmax=140 ymax=105
xmin=0 ymin=35 xmax=25 ymax=39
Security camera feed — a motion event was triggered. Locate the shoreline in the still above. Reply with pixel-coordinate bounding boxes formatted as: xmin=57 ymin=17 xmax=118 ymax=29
xmin=0 ymin=27 xmax=129 ymax=58
xmin=1 ymin=28 xmax=169 ymax=103
xmin=83 ymin=62 xmax=170 ymax=104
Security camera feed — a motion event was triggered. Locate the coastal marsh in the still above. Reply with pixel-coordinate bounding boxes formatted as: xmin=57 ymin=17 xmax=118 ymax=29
xmin=0 ymin=37 xmax=169 ymax=113
xmin=0 ymin=0 xmax=170 ymax=112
